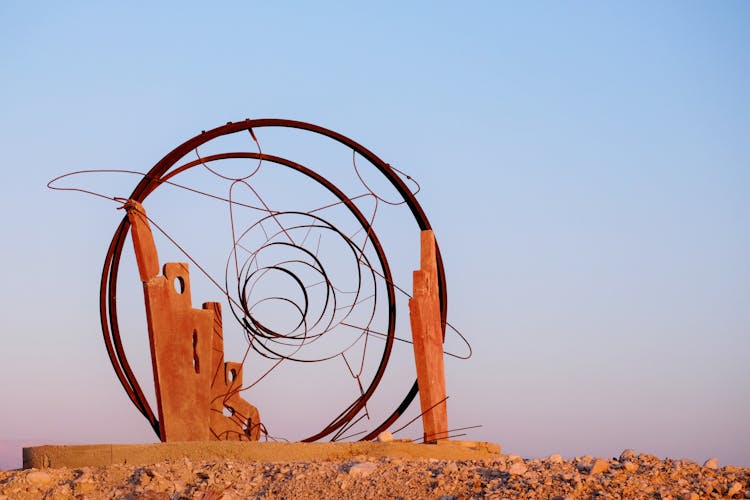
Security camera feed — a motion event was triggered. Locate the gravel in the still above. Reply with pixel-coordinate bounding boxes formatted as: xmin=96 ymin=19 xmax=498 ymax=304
xmin=1 ymin=451 xmax=748 ymax=499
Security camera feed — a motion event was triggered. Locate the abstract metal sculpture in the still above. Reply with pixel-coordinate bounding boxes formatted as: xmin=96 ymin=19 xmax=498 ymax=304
xmin=50 ymin=119 xmax=470 ymax=443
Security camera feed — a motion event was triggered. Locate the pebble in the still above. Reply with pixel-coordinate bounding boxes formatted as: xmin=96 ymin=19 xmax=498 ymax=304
xmin=376 ymin=431 xmax=394 ymax=443
xmin=623 ymin=461 xmax=639 ymax=473
xmin=508 ymin=461 xmax=528 ymax=475
xmin=348 ymin=462 xmax=377 ymax=477
xmin=677 ymin=493 xmax=699 ymax=500
xmin=443 ymin=462 xmax=458 ymax=473
xmin=703 ymin=457 xmax=718 ymax=469
xmin=589 ymin=459 xmax=610 ymax=475
xmin=26 ymin=471 xmax=52 ymax=485
xmin=727 ymin=481 xmax=742 ymax=497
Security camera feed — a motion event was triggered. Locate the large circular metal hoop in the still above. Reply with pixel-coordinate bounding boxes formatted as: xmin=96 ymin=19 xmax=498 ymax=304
xmin=99 ymin=119 xmax=448 ymax=441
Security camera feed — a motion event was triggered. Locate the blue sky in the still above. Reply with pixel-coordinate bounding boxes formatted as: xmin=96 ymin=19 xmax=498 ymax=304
xmin=1 ymin=2 xmax=748 ymax=469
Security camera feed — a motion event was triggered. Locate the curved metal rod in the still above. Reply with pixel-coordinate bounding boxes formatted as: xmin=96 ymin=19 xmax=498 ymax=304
xmin=99 ymin=120 xmax=448 ymax=441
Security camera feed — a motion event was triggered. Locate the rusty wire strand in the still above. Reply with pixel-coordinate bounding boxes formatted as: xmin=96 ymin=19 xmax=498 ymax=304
xmin=49 ymin=119 xmax=472 ymax=443
xmin=412 ymin=424 xmax=483 ymax=443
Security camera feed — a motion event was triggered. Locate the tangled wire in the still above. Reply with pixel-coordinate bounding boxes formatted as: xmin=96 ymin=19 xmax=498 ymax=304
xmin=49 ymin=119 xmax=471 ymax=442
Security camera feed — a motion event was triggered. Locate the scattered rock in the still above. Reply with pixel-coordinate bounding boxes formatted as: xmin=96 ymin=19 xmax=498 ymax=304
xmin=589 ymin=459 xmax=610 ymax=475
xmin=727 ymin=482 xmax=742 ymax=497
xmin=508 ymin=461 xmax=528 ymax=475
xmin=348 ymin=462 xmax=377 ymax=477
xmin=2 ymin=452 xmax=748 ymax=498
xmin=376 ymin=431 xmax=394 ymax=443
xmin=25 ymin=471 xmax=52 ymax=485
xmin=703 ymin=458 xmax=719 ymax=469
xmin=622 ymin=461 xmax=639 ymax=473
xmin=575 ymin=459 xmax=592 ymax=473
xmin=619 ymin=449 xmax=637 ymax=462
xmin=677 ymin=493 xmax=698 ymax=500
xmin=443 ymin=462 xmax=458 ymax=473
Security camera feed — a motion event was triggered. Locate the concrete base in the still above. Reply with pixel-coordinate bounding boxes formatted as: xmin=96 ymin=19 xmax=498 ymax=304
xmin=23 ymin=440 xmax=501 ymax=469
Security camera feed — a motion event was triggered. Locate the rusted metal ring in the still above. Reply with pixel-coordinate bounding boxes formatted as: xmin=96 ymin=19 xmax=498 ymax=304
xmin=99 ymin=119 xmax=448 ymax=441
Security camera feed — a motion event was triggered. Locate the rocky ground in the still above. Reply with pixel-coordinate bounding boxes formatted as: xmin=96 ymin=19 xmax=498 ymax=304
xmin=1 ymin=450 xmax=748 ymax=499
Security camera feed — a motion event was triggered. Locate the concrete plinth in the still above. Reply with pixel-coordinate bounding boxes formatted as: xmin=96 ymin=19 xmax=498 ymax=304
xmin=23 ymin=440 xmax=501 ymax=469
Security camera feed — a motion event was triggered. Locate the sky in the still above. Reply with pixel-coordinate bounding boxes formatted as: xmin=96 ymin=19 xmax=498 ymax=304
xmin=1 ymin=2 xmax=748 ymax=470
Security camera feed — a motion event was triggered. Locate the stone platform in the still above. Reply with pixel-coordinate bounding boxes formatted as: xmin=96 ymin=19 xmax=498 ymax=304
xmin=23 ymin=440 xmax=501 ymax=469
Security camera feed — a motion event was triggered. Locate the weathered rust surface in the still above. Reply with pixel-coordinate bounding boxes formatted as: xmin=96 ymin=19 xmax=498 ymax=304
xmin=409 ymin=229 xmax=449 ymax=442
xmin=207 ymin=301 xmax=261 ymax=441
xmin=142 ymin=261 xmax=213 ymax=441
xmin=124 ymin=201 xmax=260 ymax=442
